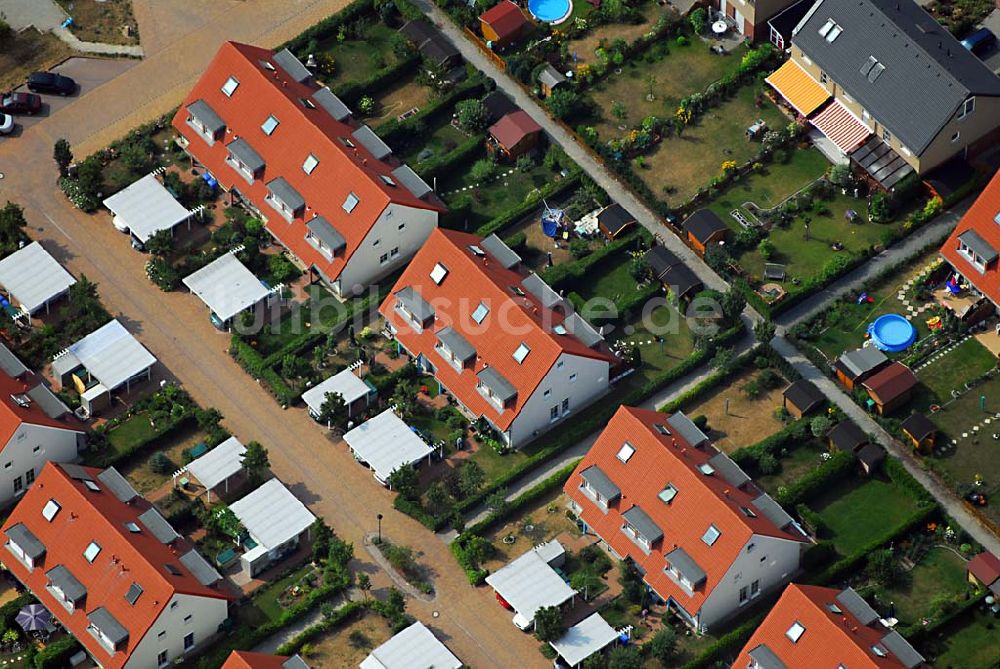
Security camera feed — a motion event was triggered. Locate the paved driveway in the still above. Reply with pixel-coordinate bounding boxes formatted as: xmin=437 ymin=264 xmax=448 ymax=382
xmin=0 ymin=0 xmax=66 ymax=31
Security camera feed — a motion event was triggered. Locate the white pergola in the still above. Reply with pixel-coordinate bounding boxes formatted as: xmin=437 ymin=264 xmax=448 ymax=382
xmin=0 ymin=241 xmax=76 ymax=316
xmin=301 ymin=365 xmax=372 ymax=421
xmin=182 ymin=253 xmax=271 ymax=324
xmin=177 ymin=436 xmax=247 ymax=502
xmin=550 ymin=613 xmax=620 ymax=668
xmin=485 ymin=541 xmax=576 ymax=627
xmin=343 ymin=409 xmax=434 ymax=486
xmin=51 ymin=319 xmax=157 ymax=393
xmin=103 ymin=173 xmax=193 ymax=244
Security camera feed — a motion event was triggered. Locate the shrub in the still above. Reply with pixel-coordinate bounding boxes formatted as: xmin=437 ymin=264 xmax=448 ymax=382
xmin=149 ymin=452 xmax=173 ymax=474
xmin=456 ymin=98 xmax=488 ymax=132
xmin=689 ymin=7 xmax=707 ymax=34
xmin=675 ymin=35 xmax=689 ymax=46
xmin=757 ymin=452 xmax=779 ymax=475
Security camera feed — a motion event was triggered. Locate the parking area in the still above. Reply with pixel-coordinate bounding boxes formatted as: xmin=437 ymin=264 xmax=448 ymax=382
xmin=5 ymin=56 xmax=136 ymax=136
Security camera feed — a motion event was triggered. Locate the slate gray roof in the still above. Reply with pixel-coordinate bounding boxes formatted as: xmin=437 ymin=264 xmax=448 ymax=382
xmin=793 ymin=0 xmax=1000 ymax=154
xmin=87 ymin=608 xmax=128 ymax=646
xmin=352 ymin=125 xmax=392 ymax=160
xmin=272 ymin=48 xmax=312 ymax=83
xmin=96 ymin=467 xmax=139 ymax=503
xmin=522 ymin=273 xmax=563 ymax=309
xmin=395 ymin=286 xmax=435 ymax=323
xmin=665 ymin=547 xmax=706 ymax=585
xmin=596 ymin=203 xmax=635 ymax=234
xmin=751 ymin=493 xmax=795 ymax=530
xmin=480 ymin=234 xmax=522 ymax=269
xmin=266 ymin=177 xmax=305 ymax=212
xmin=179 ymin=548 xmax=222 ymax=586
xmin=314 ymin=86 xmax=351 ymax=121
xmin=580 ymin=465 xmax=621 ymax=500
xmin=747 ymin=645 xmax=788 ymax=669
xmin=436 ymin=326 xmax=476 ymax=363
xmin=307 ymin=216 xmax=346 ymax=252
xmin=665 ymin=411 xmax=709 ymax=446
xmin=707 ymin=452 xmax=751 ymax=488
xmin=226 ymin=138 xmax=265 ymax=173
xmin=683 ymin=209 xmax=727 ymax=244
xmin=538 ymin=64 xmax=567 ymax=88
xmin=138 ymin=507 xmax=179 ymax=544
xmin=5 ymin=523 xmax=45 ymax=559
xmin=26 ymin=383 xmax=71 ymax=420
xmin=837 ymin=347 xmax=888 ymax=378
xmin=562 ymin=312 xmax=603 ymax=348
xmin=186 ymin=99 xmax=225 ymax=134
xmin=880 ymin=631 xmax=925 ymax=669
xmin=958 ymin=229 xmax=998 ymax=263
xmin=391 ymin=165 xmax=433 ymax=199
xmin=857 ymin=442 xmax=886 ymax=467
xmin=46 ymin=565 xmax=87 ymax=602
xmin=827 ymin=420 xmax=868 ymax=452
xmin=622 ymin=505 xmax=663 ymax=543
xmin=783 ymin=379 xmax=825 ymax=412
xmin=645 ymin=246 xmax=680 ymax=279
xmin=478 ymin=366 xmax=517 ymax=402
xmin=901 ymin=412 xmax=937 ymax=441
xmin=282 ymin=657 xmax=310 ymax=669
xmin=0 ymin=342 xmax=28 ymax=378
xmin=836 ymin=586 xmax=879 ymax=624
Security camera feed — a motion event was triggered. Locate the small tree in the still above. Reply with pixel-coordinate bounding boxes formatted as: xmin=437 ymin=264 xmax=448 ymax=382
xmin=241 ymin=441 xmax=270 ymax=484
xmin=866 ymin=548 xmax=902 ymax=587
xmin=210 ymin=505 xmax=245 ymax=540
xmin=533 ymin=605 xmax=566 ymax=642
xmin=869 ymin=192 xmax=890 ymax=223
xmin=689 ymin=7 xmax=707 ymax=34
xmin=426 ymin=482 xmax=450 ymax=513
xmin=456 ymin=98 xmax=488 ymax=132
xmin=53 ymin=138 xmax=73 ymax=178
xmin=810 ymin=415 xmax=832 ymax=438
xmin=120 ymin=141 xmax=151 ymax=176
xmin=611 ymin=101 xmax=628 ymax=124
xmin=387 ymin=465 xmax=419 ymax=500
xmin=829 ymin=163 xmax=853 ymax=188
xmin=607 ymin=646 xmax=643 ymax=669
xmin=358 ymin=96 xmax=376 ymax=116
xmin=150 ymin=452 xmax=173 ymax=475
xmin=757 ymin=452 xmax=780 ymax=475
xmin=459 ymin=460 xmax=486 ymax=498
xmin=485 ymin=488 xmax=509 ymax=516
xmin=317 ymin=391 xmax=348 ymax=429
xmin=754 ymin=319 xmax=776 ymax=344
xmin=711 ymin=347 xmax=735 ymax=373
xmin=757 ymin=238 xmax=775 ymax=260
xmin=545 ymin=89 xmax=582 ymax=120
xmin=0 ymin=201 xmax=28 ymax=256
xmin=649 ymin=628 xmax=678 ymax=666
xmin=144 ymin=229 xmax=175 ymax=257
xmin=469 ymin=158 xmax=496 ymax=183
xmin=357 ymin=572 xmax=372 ymax=601
xmin=618 ymin=560 xmax=645 ymax=604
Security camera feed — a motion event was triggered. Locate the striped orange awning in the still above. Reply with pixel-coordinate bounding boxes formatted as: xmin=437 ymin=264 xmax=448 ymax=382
xmin=765 ymin=59 xmax=830 ymax=117
xmin=811 ymin=101 xmax=872 ymax=154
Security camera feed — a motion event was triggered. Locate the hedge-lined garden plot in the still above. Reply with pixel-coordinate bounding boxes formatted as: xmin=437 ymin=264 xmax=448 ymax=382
xmin=811 ymin=478 xmax=924 ymax=555
xmin=923 ymin=609 xmax=1000 ymax=669
xmin=681 ymin=368 xmax=789 ymax=453
xmin=312 ymin=21 xmax=409 ymax=87
xmin=873 ymin=546 xmax=970 ymax=629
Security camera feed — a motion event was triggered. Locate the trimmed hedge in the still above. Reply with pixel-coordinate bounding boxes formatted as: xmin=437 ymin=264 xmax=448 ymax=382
xmin=416 ymin=136 xmax=482 ymax=182
xmin=474 ymin=172 xmax=583 ymax=239
xmin=774 ymin=449 xmax=855 ymax=507
xmin=541 ymin=229 xmax=647 ymax=290
xmin=334 ymin=53 xmax=422 ymax=105
xmin=730 ymin=419 xmax=810 ymax=471
xmin=678 ymin=615 xmax=764 ymax=669
xmin=280 ymin=0 xmax=375 ymax=53
xmin=884 ymin=455 xmax=934 ymax=505
xmin=469 ymin=458 xmax=580 ymax=537
xmin=275 ymin=600 xmax=367 ymax=655
xmin=33 ymin=637 xmax=80 ymax=669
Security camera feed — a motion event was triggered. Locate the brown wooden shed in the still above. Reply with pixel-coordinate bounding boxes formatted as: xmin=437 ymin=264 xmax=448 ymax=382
xmin=862 ymin=362 xmax=919 ymax=416
xmin=900 ymin=412 xmax=937 ymax=454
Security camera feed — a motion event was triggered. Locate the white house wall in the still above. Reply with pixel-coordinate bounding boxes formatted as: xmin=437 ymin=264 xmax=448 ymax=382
xmin=125 ymin=593 xmax=229 ymax=669
xmin=508 ymin=352 xmax=609 ymax=447
xmin=698 ymin=534 xmax=802 ymax=631
xmin=0 ymin=424 xmax=81 ymax=508
xmin=338 ymin=203 xmax=438 ymax=294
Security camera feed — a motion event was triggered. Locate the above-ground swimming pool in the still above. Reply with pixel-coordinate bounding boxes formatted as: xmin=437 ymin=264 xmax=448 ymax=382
xmin=867 ymin=314 xmax=917 ymax=352
xmin=528 ymin=0 xmax=573 ymax=23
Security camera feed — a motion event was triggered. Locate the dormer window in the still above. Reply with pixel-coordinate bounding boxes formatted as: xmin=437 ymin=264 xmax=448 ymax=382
xmin=616 ymin=442 xmax=635 ymax=463
xmin=786 ymin=621 xmax=805 ymax=643
xmin=302 ymin=154 xmax=319 ymax=174
xmin=958 ymin=97 xmax=975 ymax=120
xmin=42 ymin=499 xmax=60 ymax=522
xmin=221 ymin=76 xmax=239 ymax=97
xmin=261 ymin=115 xmax=280 ymax=135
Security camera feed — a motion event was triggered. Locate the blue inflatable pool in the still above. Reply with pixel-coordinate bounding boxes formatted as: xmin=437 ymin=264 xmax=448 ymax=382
xmin=528 ymin=0 xmax=573 ymax=23
xmin=867 ymin=314 xmax=916 ymax=352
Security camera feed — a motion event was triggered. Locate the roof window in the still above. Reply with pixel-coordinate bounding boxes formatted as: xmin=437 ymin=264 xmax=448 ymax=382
xmin=469 ymin=245 xmax=486 ymax=257
xmin=221 ymin=76 xmax=239 ymax=97
xmin=871 ymin=645 xmax=888 ymax=658
xmin=994 ymin=211 xmax=1000 ymax=226
xmin=261 ymin=115 xmax=280 ymax=135
xmin=513 ymin=342 xmax=530 ymax=364
xmin=698 ymin=463 xmax=715 ymax=476
xmin=260 ymin=60 xmax=275 ymax=71
xmin=617 ymin=442 xmax=636 ymax=463
xmin=654 ymin=423 xmax=671 ymax=435
xmin=553 ymin=324 xmax=567 ymax=335
xmin=84 ymin=480 xmax=100 ymax=492
xmin=786 ymin=621 xmax=806 ymax=643
xmin=42 ymin=499 xmax=60 ymax=522
xmin=303 ymin=154 xmax=319 ymax=174
xmin=472 ymin=302 xmax=489 ymax=324
xmin=702 ymin=524 xmax=721 ymax=546
xmin=740 ymin=506 xmax=757 ymax=518
xmin=125 ymin=583 xmax=143 ymax=606
xmin=125 ymin=522 xmax=141 ymax=533
xmin=380 ymin=174 xmax=396 ymax=186
xmin=658 ymin=484 xmax=677 ymax=504
xmin=510 ymin=286 xmax=525 ymax=297
xmin=164 ymin=564 xmax=181 ymax=576
xmin=430 ymin=263 xmax=448 ymax=285
xmin=819 ymin=19 xmax=842 ymax=41
xmin=84 ymin=541 xmax=101 ymax=563
xmin=343 ymin=192 xmax=360 ymax=213
xmin=826 ymin=603 xmax=842 ymax=614
xmin=300 ymin=97 xmax=316 ymax=109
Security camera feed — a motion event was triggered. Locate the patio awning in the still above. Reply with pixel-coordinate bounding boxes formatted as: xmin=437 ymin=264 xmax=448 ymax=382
xmin=765 ymin=59 xmax=830 ymax=116
xmin=810 ymin=101 xmax=872 ymax=154
xmin=850 ymin=136 xmax=915 ymax=189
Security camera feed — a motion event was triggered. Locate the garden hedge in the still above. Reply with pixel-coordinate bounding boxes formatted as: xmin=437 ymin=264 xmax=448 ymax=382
xmin=415 ymin=136 xmax=482 ymax=182
xmin=474 ymin=172 xmax=583 ymax=239
xmin=275 ymin=600 xmax=367 ymax=655
xmin=774 ymin=449 xmax=854 ymax=507
xmin=541 ymin=228 xmax=647 ymax=291
xmin=33 ymin=637 xmax=80 ymax=669
xmin=678 ymin=615 xmax=764 ymax=669
xmin=469 ymin=458 xmax=581 ymax=537
xmin=334 ymin=54 xmax=421 ymax=106
xmin=730 ymin=419 xmax=810 ymax=472
xmin=280 ymin=0 xmax=375 ymax=54
xmin=377 ymin=77 xmax=486 ymax=148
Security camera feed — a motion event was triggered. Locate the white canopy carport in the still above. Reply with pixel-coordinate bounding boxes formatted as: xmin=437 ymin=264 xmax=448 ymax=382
xmin=360 ymin=621 xmax=462 ymax=669
xmin=301 ymin=365 xmax=371 ymax=420
xmin=180 ymin=436 xmax=246 ymax=501
xmin=485 ymin=541 xmax=576 ymax=625
xmin=102 ymin=173 xmax=193 ymax=243
xmin=52 ymin=319 xmax=157 ymax=392
xmin=0 ymin=242 xmax=76 ymax=316
xmin=550 ymin=613 xmax=619 ymax=668
xmin=343 ymin=409 xmax=434 ymax=485
xmin=182 ymin=253 xmax=270 ymax=323
xmin=230 ymin=478 xmax=316 ymax=551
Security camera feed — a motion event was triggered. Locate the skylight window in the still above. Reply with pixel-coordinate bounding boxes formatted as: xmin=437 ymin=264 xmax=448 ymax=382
xmin=471 ymin=302 xmax=489 ymax=324
xmin=553 ymin=324 xmax=567 ymax=335
xmin=827 ymin=24 xmax=842 ymax=41
xmin=125 ymin=583 xmax=143 ymax=606
xmin=786 ymin=621 xmax=806 ymax=643
xmin=261 ymin=115 xmax=280 ymax=135
xmin=654 ymin=424 xmax=671 ymax=435
xmin=819 ymin=19 xmax=842 ymax=41
xmin=995 ymin=211 xmax=1000 ymax=226
xmin=867 ymin=62 xmax=885 ymax=83
xmin=42 ymin=499 xmax=60 ymax=522
xmin=302 ymin=154 xmax=319 ymax=174
xmin=617 ymin=442 xmax=636 ymax=463
xmin=510 ymin=286 xmax=525 ymax=297
xmin=469 ymin=245 xmax=486 ymax=257
xmin=343 ymin=192 xmax=360 ymax=213
xmin=221 ymin=76 xmax=240 ymax=97
xmin=818 ymin=19 xmax=834 ymax=36
xmin=260 ymin=60 xmax=276 ymax=71
xmin=164 ymin=564 xmax=182 ymax=576
xmin=827 ymin=603 xmax=842 ymax=614
xmin=871 ymin=645 xmax=888 ymax=658
xmin=300 ymin=97 xmax=316 ymax=109
xmin=702 ymin=524 xmax=721 ymax=546
xmin=430 ymin=263 xmax=448 ymax=285
xmin=125 ymin=522 xmax=141 ymax=533
xmin=513 ymin=343 xmax=531 ymax=363
xmin=658 ymin=484 xmax=677 ymax=504
xmin=84 ymin=541 xmax=102 ymax=563
xmin=740 ymin=506 xmax=757 ymax=518
xmin=698 ymin=463 xmax=715 ymax=476
xmin=380 ymin=175 xmax=396 ymax=186
xmin=84 ymin=480 xmax=100 ymax=492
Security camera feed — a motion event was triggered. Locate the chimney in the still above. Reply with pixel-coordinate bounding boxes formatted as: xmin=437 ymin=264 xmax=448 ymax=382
xmin=680 ymin=448 xmax=687 ymax=457
xmin=723 ymin=489 xmax=730 ymax=497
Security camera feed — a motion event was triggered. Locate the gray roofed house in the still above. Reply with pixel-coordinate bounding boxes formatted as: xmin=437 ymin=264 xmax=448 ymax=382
xmin=478 ymin=366 xmax=517 ymax=403
xmin=87 ymin=607 xmax=129 ymax=648
xmin=272 ymin=48 xmax=312 ymax=83
xmin=391 ymin=165 xmax=433 ymax=199
xmin=0 ymin=343 xmax=28 ymax=378
xmin=596 ymin=202 xmax=636 ymax=238
xmin=751 ymin=493 xmax=795 ymax=530
xmin=480 ymin=234 xmax=522 ymax=269
xmin=835 ymin=586 xmax=879 ymax=624
xmin=665 ymin=547 xmax=707 ymax=586
xmin=707 ymin=452 xmax=751 ymax=488
xmin=522 ymin=273 xmax=563 ymax=309
xmin=226 ymin=138 xmax=266 ymax=174
xmin=958 ymin=229 xmax=998 ymax=263
xmin=880 ymin=630 xmax=925 ymax=669
xmin=352 ymin=125 xmax=392 ymax=160
xmin=792 ymin=0 xmax=1000 ymax=157
xmin=579 ymin=464 xmax=621 ymax=502
xmin=306 ymin=216 xmax=347 ymax=253
xmin=665 ymin=411 xmax=709 ymax=447
xmin=622 ymin=505 xmax=663 ymax=545
xmin=645 ymin=246 xmax=681 ymax=280
xmin=747 ymin=645 xmax=788 ymax=669
xmin=5 ymin=523 xmax=45 ymax=561
xmin=266 ymin=177 xmax=306 ymax=213
xmin=394 ymin=286 xmax=435 ymax=324
xmin=96 ymin=467 xmax=139 ymax=503
xmin=562 ymin=312 xmax=603 ymax=348
xmin=46 ymin=565 xmax=87 ymax=603
xmin=436 ymin=326 xmax=476 ymax=363
xmin=313 ymin=86 xmax=351 ymax=121
xmin=186 ymin=99 xmax=225 ymax=136
xmin=138 ymin=507 xmax=179 ymax=544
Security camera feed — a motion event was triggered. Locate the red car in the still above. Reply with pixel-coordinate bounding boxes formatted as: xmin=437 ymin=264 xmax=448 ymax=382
xmin=0 ymin=92 xmax=42 ymax=115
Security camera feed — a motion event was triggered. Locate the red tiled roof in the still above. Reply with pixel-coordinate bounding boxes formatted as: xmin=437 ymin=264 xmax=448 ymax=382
xmin=378 ymin=229 xmax=614 ymax=431
xmin=564 ymin=406 xmax=806 ymax=615
xmin=489 ymin=111 xmax=542 ymax=151
xmin=223 ymin=651 xmax=294 ymax=669
xmin=732 ymin=584 xmax=918 ymax=669
xmin=172 ymin=42 xmax=444 ymax=284
xmin=862 ymin=362 xmax=918 ymax=405
xmin=940 ymin=169 xmax=1000 ymax=299
xmin=479 ymin=1 xmax=530 ymax=40
xmin=0 ymin=370 xmax=83 ymax=448
xmin=967 ymin=551 xmax=1000 ymax=586
xmin=1 ymin=463 xmax=231 ymax=669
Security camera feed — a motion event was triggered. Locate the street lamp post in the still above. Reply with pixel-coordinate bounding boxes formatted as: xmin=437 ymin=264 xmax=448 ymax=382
xmin=377 ymin=513 xmax=383 ymax=545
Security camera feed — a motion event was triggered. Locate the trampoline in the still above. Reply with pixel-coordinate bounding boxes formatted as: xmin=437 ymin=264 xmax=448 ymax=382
xmin=867 ymin=314 xmax=916 ymax=352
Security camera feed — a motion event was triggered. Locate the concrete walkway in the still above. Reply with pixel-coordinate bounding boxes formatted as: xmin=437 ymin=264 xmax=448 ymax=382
xmin=54 ymin=27 xmax=145 ymax=57
xmin=0 ymin=0 xmax=144 ymax=57
xmin=253 ymin=588 xmax=359 ymax=654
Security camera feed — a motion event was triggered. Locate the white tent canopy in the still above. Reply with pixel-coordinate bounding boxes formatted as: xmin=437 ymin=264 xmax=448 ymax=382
xmin=52 ymin=319 xmax=157 ymax=391
xmin=550 ymin=614 xmax=619 ymax=667
xmin=343 ymin=409 xmax=434 ymax=484
xmin=360 ymin=621 xmax=462 ymax=669
xmin=485 ymin=541 xmax=576 ymax=623
xmin=301 ymin=367 xmax=371 ymax=418
xmin=0 ymin=242 xmax=76 ymax=315
xmin=182 ymin=436 xmax=246 ymax=494
xmin=182 ymin=253 xmax=270 ymax=323
xmin=103 ymin=173 xmax=193 ymax=243
xmin=230 ymin=478 xmax=315 ymax=551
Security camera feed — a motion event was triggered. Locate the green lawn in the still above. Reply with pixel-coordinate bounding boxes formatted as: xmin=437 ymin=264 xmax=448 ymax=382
xmin=316 ymin=22 xmax=401 ymax=87
xmin=918 ymin=338 xmax=997 ymax=401
xmin=813 ymin=478 xmax=922 ymax=555
xmin=467 ymin=442 xmax=531 ymax=483
xmin=928 ymin=609 xmax=1000 ymax=669
xmin=574 ymin=253 xmax=638 ymax=303
xmin=877 ymin=547 xmax=970 ymax=627
xmin=107 ymin=413 xmax=158 ymax=454
xmin=398 ymin=117 xmax=468 ymax=165
xmin=252 ymin=564 xmax=318 ymax=623
xmin=755 ymin=438 xmax=827 ymax=495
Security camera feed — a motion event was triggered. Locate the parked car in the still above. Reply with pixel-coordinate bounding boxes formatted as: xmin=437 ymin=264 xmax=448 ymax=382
xmin=0 ymin=92 xmax=41 ymax=115
xmin=26 ymin=72 xmax=76 ymax=96
xmin=961 ymin=27 xmax=997 ymax=56
xmin=0 ymin=114 xmax=14 ymax=135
